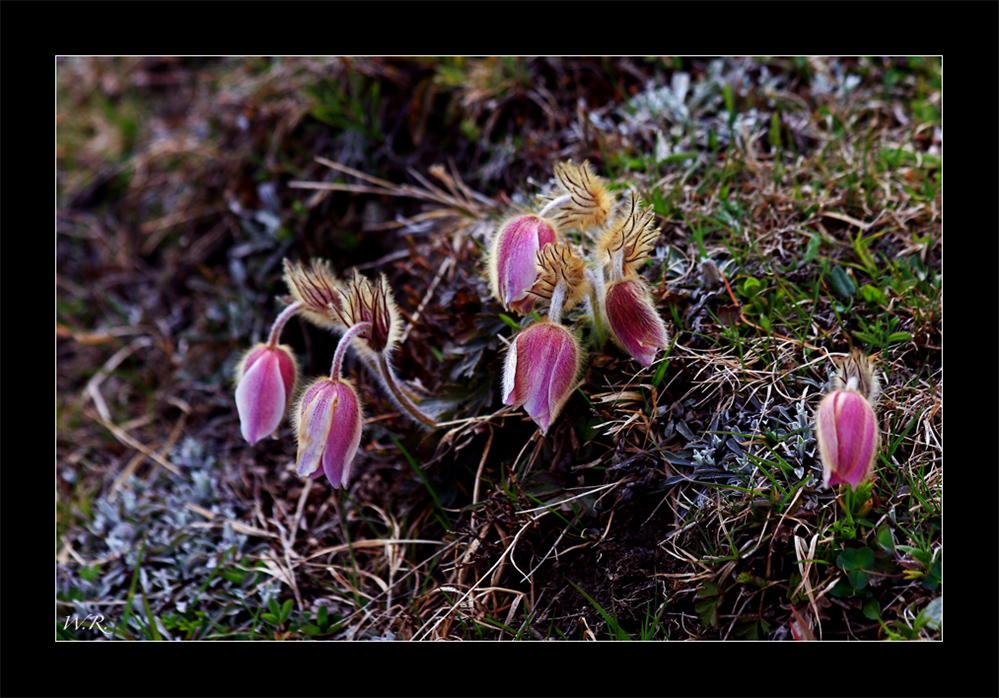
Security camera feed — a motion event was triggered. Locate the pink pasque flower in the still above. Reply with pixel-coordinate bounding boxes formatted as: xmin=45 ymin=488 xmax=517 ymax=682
xmin=502 ymin=321 xmax=581 ymax=435
xmin=604 ymin=278 xmax=669 ymax=368
xmin=234 ymin=343 xmax=299 ymax=444
xmin=815 ymin=389 xmax=879 ymax=488
xmin=295 ymin=377 xmax=363 ymax=489
xmin=488 ymin=215 xmax=559 ymax=315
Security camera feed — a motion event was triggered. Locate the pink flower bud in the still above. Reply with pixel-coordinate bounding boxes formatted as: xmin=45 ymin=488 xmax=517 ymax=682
xmin=488 ymin=215 xmax=559 ymax=315
xmin=604 ymin=278 xmax=669 ymax=367
xmin=815 ymin=389 xmax=879 ymax=488
xmin=234 ymin=343 xmax=299 ymax=444
xmin=294 ymin=377 xmax=363 ymax=489
xmin=502 ymin=321 xmax=581 ymax=435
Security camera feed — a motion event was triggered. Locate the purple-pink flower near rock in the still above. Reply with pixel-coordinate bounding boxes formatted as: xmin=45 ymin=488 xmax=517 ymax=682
xmin=234 ymin=343 xmax=299 ymax=444
xmin=488 ymin=214 xmax=559 ymax=315
xmin=604 ymin=278 xmax=669 ymax=368
xmin=295 ymin=377 xmax=364 ymax=489
xmin=502 ymin=321 xmax=581 ymax=435
xmin=815 ymin=389 xmax=879 ymax=488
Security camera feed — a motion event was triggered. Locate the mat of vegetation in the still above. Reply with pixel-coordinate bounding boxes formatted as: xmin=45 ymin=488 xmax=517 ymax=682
xmin=57 ymin=56 xmax=941 ymax=641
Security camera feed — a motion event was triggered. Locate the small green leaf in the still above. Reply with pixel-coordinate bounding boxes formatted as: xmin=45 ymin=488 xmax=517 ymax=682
xmin=317 ymin=604 xmax=329 ymax=628
xmin=854 ymin=547 xmax=875 ymax=569
xmin=651 ymin=359 xmax=669 ymax=388
xmin=830 ymin=266 xmax=857 ymax=298
xmin=837 ymin=546 xmax=874 ymax=572
xmin=848 ymin=569 xmax=869 ymax=589
xmin=281 ymin=599 xmax=293 ymax=623
xmin=921 ymin=597 xmax=942 ymax=629
xmin=220 ymin=569 xmax=244 ymax=584
xmin=498 ymin=314 xmax=521 ymax=331
xmin=836 ymin=549 xmax=858 ymax=570
xmin=862 ymin=598 xmax=881 ymax=621
xmin=300 ymin=625 xmax=322 ymax=636
xmin=876 ymin=525 xmax=895 ymax=552
xmin=887 ymin=332 xmax=913 ymax=343
xmin=739 ymin=277 xmax=762 ymax=298
xmin=859 ymin=284 xmax=887 ymax=305
xmin=829 ymin=580 xmax=856 ymax=598
xmin=696 ymin=581 xmax=722 ymax=599
xmin=923 ymin=558 xmax=942 ymax=590
xmin=798 ymin=234 xmax=822 ymax=268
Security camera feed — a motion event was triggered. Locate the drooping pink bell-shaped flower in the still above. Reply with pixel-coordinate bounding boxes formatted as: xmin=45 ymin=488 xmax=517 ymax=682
xmin=234 ymin=343 xmax=299 ymax=444
xmin=815 ymin=389 xmax=879 ymax=488
xmin=488 ymin=214 xmax=559 ymax=315
xmin=502 ymin=321 xmax=581 ymax=435
xmin=294 ymin=376 xmax=364 ymax=489
xmin=604 ymin=277 xmax=669 ymax=367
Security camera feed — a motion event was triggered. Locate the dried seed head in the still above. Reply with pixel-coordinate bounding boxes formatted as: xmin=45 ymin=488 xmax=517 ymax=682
xmin=283 ymin=258 xmax=347 ymax=331
xmin=832 ymin=349 xmax=880 ymax=405
xmin=529 ymin=242 xmax=591 ymax=316
xmin=596 ymin=190 xmax=660 ymax=282
xmin=551 ymin=160 xmax=614 ymax=232
xmin=339 ymin=271 xmax=402 ymax=356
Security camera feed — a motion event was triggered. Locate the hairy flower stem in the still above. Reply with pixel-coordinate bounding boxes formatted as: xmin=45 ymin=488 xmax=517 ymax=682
xmin=537 ymin=194 xmax=572 ymax=219
xmin=376 ymin=352 xmax=439 ymax=429
xmin=330 ymin=321 xmax=372 ymax=381
xmin=548 ymin=281 xmax=568 ymax=326
xmin=585 ymin=267 xmax=608 ymax=346
xmin=267 ymin=301 xmax=304 ymax=349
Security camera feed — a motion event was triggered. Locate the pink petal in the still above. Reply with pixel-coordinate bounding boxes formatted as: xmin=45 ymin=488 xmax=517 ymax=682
xmin=521 ymin=326 xmax=561 ymax=432
xmin=495 ymin=216 xmax=557 ymax=310
xmin=275 ymin=348 xmax=298 ymax=397
xmin=502 ymin=335 xmax=521 ymax=406
xmin=235 ymin=347 xmax=287 ymax=444
xmin=296 ymin=379 xmax=337 ymax=477
xmin=817 ymin=390 xmax=878 ymax=488
xmin=506 ymin=322 xmax=579 ymax=435
xmin=320 ymin=382 xmax=363 ymax=488
xmin=605 ymin=279 xmax=668 ymax=367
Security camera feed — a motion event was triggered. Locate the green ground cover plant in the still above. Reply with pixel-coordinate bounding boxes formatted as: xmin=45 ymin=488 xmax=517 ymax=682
xmin=58 ymin=56 xmax=941 ymax=641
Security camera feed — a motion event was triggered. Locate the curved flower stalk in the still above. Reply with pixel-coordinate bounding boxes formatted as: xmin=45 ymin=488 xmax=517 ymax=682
xmin=234 ymin=301 xmax=302 ymax=444
xmin=283 ymin=259 xmax=400 ymax=356
xmin=283 ymin=257 xmax=438 ymax=429
xmin=294 ymin=321 xmax=368 ymax=489
xmin=487 ymin=214 xmax=559 ymax=315
xmin=815 ymin=349 xmax=881 ymax=489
